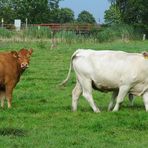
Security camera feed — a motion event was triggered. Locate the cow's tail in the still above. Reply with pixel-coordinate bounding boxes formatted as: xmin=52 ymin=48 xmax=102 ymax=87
xmin=59 ymin=61 xmax=72 ymax=86
xmin=59 ymin=49 xmax=80 ymax=86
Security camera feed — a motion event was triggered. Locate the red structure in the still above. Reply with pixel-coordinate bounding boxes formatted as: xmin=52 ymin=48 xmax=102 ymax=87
xmin=33 ymin=23 xmax=100 ymax=33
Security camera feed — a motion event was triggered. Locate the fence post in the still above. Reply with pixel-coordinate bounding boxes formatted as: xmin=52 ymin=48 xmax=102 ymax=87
xmin=1 ymin=18 xmax=4 ymax=28
xmin=143 ymin=34 xmax=146 ymax=41
xmin=122 ymin=34 xmax=124 ymax=41
xmin=25 ymin=18 xmax=28 ymax=29
xmin=51 ymin=31 xmax=56 ymax=49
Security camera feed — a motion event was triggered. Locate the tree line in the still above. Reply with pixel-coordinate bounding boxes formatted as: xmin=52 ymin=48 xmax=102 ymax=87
xmin=0 ymin=0 xmax=147 ymax=35
xmin=0 ymin=0 xmax=96 ymax=24
xmin=105 ymin=0 xmax=148 ymax=33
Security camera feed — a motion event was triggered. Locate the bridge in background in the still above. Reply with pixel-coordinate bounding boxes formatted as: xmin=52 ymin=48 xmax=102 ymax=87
xmin=33 ymin=23 xmax=101 ymax=34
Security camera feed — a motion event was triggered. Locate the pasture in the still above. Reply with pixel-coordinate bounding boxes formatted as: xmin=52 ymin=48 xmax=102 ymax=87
xmin=0 ymin=40 xmax=148 ymax=147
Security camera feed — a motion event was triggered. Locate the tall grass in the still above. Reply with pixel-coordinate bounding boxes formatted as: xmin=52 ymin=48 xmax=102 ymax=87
xmin=22 ymin=26 xmax=52 ymax=39
xmin=0 ymin=28 xmax=14 ymax=38
xmin=55 ymin=30 xmax=92 ymax=44
xmin=96 ymin=24 xmax=143 ymax=42
xmin=0 ymin=24 xmax=144 ymax=42
xmin=0 ymin=26 xmax=52 ymax=40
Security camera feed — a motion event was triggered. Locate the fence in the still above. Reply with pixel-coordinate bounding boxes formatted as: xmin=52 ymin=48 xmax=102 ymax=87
xmin=1 ymin=23 xmax=101 ymax=35
xmin=33 ymin=23 xmax=101 ymax=34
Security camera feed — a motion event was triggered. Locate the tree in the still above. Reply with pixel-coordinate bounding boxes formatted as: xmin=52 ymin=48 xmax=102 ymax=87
xmin=108 ymin=0 xmax=116 ymax=4
xmin=120 ymin=0 xmax=148 ymax=25
xmin=49 ymin=0 xmax=61 ymax=10
xmin=107 ymin=0 xmax=148 ymax=26
xmin=14 ymin=0 xmax=49 ymax=23
xmin=0 ymin=0 xmax=63 ymax=24
xmin=47 ymin=0 xmax=64 ymax=23
xmin=104 ymin=4 xmax=122 ymax=24
xmin=77 ymin=10 xmax=96 ymax=24
xmin=0 ymin=0 xmax=15 ymax=23
xmin=58 ymin=8 xmax=74 ymax=23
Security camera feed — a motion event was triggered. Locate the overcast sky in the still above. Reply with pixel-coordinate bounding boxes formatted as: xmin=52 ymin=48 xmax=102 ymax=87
xmin=59 ymin=0 xmax=111 ymax=23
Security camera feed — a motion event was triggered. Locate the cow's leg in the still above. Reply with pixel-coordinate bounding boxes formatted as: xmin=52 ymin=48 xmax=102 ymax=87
xmin=72 ymin=80 xmax=82 ymax=111
xmin=128 ymin=94 xmax=134 ymax=106
xmin=108 ymin=90 xmax=118 ymax=111
xmin=0 ymin=91 xmax=5 ymax=108
xmin=5 ymin=85 xmax=14 ymax=108
xmin=112 ymin=86 xmax=129 ymax=112
xmin=142 ymin=92 xmax=148 ymax=111
xmin=81 ymin=79 xmax=100 ymax=113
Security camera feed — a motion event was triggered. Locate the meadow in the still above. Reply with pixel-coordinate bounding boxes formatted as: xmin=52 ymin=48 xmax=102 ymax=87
xmin=0 ymin=39 xmax=148 ymax=148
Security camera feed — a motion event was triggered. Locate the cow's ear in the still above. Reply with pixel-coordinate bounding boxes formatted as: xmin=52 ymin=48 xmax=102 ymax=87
xmin=29 ymin=49 xmax=33 ymax=55
xmin=11 ymin=51 xmax=18 ymax=58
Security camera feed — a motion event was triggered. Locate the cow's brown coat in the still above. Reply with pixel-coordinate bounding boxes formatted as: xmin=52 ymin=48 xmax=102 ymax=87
xmin=0 ymin=48 xmax=33 ymax=108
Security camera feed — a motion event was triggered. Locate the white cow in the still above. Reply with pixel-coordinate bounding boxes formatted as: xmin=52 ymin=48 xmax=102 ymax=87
xmin=61 ymin=49 xmax=148 ymax=112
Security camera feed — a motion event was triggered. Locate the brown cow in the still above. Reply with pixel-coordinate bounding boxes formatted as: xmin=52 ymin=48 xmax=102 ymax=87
xmin=0 ymin=48 xmax=33 ymax=108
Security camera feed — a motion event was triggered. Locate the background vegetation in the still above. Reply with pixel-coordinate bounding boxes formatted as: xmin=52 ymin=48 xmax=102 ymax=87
xmin=0 ymin=24 xmax=144 ymax=43
xmin=0 ymin=0 xmax=147 ymax=39
xmin=105 ymin=0 xmax=148 ymax=35
xmin=0 ymin=0 xmax=96 ymax=24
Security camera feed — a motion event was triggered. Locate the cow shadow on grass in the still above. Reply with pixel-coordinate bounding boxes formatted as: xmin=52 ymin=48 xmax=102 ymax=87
xmin=57 ymin=103 xmax=144 ymax=113
xmin=78 ymin=104 xmax=144 ymax=112
xmin=0 ymin=128 xmax=27 ymax=137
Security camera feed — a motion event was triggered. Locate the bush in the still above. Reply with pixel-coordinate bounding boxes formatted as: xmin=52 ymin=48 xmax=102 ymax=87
xmin=96 ymin=24 xmax=142 ymax=42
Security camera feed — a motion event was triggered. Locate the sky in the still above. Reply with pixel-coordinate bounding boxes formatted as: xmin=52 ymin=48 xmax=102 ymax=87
xmin=59 ymin=0 xmax=111 ymax=24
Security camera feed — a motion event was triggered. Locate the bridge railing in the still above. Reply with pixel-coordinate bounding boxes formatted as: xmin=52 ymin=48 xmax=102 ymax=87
xmin=33 ymin=23 xmax=101 ymax=33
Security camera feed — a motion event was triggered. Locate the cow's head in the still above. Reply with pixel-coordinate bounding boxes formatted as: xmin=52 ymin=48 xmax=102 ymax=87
xmin=11 ymin=48 xmax=33 ymax=69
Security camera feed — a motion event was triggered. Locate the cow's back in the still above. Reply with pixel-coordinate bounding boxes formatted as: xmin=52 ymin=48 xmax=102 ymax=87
xmin=72 ymin=49 xmax=148 ymax=91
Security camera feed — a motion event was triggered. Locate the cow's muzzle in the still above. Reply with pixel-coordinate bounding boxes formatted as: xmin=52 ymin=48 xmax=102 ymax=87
xmin=21 ymin=63 xmax=29 ymax=69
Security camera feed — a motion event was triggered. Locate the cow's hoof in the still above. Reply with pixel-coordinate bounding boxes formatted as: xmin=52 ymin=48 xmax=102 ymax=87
xmin=94 ymin=109 xmax=100 ymax=113
xmin=112 ymin=109 xmax=118 ymax=112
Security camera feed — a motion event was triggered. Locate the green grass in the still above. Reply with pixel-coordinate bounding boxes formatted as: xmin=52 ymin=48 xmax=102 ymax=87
xmin=0 ymin=40 xmax=148 ymax=147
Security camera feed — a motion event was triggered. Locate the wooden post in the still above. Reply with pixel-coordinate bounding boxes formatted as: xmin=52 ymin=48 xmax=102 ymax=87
xmin=1 ymin=18 xmax=4 ymax=28
xmin=25 ymin=18 xmax=28 ymax=29
xmin=51 ymin=31 xmax=56 ymax=49
xmin=143 ymin=34 xmax=146 ymax=41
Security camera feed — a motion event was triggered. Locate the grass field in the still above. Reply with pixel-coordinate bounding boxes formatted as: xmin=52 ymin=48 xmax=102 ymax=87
xmin=0 ymin=40 xmax=148 ymax=147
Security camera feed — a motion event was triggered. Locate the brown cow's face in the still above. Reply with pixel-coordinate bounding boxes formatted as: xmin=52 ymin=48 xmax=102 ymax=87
xmin=17 ymin=48 xmax=33 ymax=69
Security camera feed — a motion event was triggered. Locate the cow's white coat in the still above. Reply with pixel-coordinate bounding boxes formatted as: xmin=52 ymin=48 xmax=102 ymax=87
xmin=61 ymin=49 xmax=148 ymax=112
